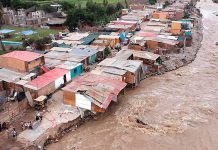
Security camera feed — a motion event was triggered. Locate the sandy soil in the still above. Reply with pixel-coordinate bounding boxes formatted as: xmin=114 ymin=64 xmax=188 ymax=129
xmin=47 ymin=0 xmax=218 ymax=150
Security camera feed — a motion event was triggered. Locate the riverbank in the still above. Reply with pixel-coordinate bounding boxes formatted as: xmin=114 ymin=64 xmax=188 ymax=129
xmin=46 ymin=0 xmax=218 ymax=149
xmin=161 ymin=8 xmax=203 ymax=72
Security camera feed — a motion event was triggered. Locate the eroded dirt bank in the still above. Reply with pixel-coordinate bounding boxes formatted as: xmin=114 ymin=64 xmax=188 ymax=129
xmin=47 ymin=0 xmax=218 ymax=149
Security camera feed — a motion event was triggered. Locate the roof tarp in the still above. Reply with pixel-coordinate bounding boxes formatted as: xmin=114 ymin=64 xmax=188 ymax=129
xmin=0 ymin=29 xmax=15 ymax=34
xmin=21 ymin=30 xmax=37 ymax=36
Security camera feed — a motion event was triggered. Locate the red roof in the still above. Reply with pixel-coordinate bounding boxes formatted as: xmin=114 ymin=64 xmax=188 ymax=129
xmin=1 ymin=51 xmax=43 ymax=62
xmin=27 ymin=68 xmax=69 ymax=89
xmin=137 ymin=32 xmax=157 ymax=37
xmin=111 ymin=21 xmax=136 ymax=25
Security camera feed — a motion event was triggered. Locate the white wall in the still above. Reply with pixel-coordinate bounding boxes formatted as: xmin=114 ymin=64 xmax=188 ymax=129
xmin=75 ymin=94 xmax=92 ymax=110
xmin=55 ymin=76 xmax=64 ymax=89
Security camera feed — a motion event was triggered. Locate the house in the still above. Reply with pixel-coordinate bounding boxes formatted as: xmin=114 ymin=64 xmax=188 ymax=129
xmin=129 ymin=4 xmax=146 ymax=11
xmin=141 ymin=24 xmax=167 ymax=33
xmin=45 ymin=46 xmax=98 ymax=67
xmin=46 ymin=18 xmax=66 ymax=30
xmin=144 ymin=37 xmax=179 ymax=53
xmin=0 ymin=51 xmax=45 ymax=73
xmin=128 ymin=36 xmax=145 ymax=51
xmin=55 ymin=61 xmax=83 ymax=79
xmin=97 ymin=35 xmax=120 ymax=48
xmin=71 ymin=47 xmax=97 ymax=65
xmin=89 ymin=46 xmax=107 ymax=60
xmin=171 ymin=21 xmax=182 ymax=35
xmin=152 ymin=12 xmax=168 ymax=20
xmin=163 ymin=8 xmax=184 ymax=20
xmin=114 ymin=49 xmax=161 ymax=73
xmin=132 ymin=50 xmax=161 ymax=73
xmin=63 ymin=73 xmax=126 ymax=112
xmin=49 ymin=47 xmax=72 ymax=52
xmin=91 ymin=39 xmax=111 ymax=47
xmin=98 ymin=58 xmax=145 ymax=87
xmin=114 ymin=49 xmax=134 ymax=60
xmin=122 ymin=9 xmax=129 ymax=15
xmin=91 ymin=67 xmax=128 ymax=82
xmin=0 ymin=68 xmax=27 ymax=91
xmin=24 ymin=68 xmax=71 ymax=98
xmin=121 ymin=14 xmax=144 ymax=23
xmin=108 ymin=20 xmax=139 ymax=31
xmin=2 ymin=8 xmax=17 ymax=25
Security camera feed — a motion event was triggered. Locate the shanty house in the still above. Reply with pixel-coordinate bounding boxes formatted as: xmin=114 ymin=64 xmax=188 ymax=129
xmin=152 ymin=12 xmax=168 ymax=20
xmin=0 ymin=68 xmax=27 ymax=91
xmin=98 ymin=58 xmax=145 ymax=87
xmin=63 ymin=73 xmax=126 ymax=112
xmin=24 ymin=68 xmax=71 ymax=98
xmin=71 ymin=47 xmax=97 ymax=64
xmin=0 ymin=51 xmax=45 ymax=73
xmin=132 ymin=50 xmax=161 ymax=73
xmin=171 ymin=21 xmax=182 ymax=35
xmin=55 ymin=61 xmax=83 ymax=79
xmin=91 ymin=67 xmax=128 ymax=82
xmin=97 ymin=35 xmax=120 ymax=48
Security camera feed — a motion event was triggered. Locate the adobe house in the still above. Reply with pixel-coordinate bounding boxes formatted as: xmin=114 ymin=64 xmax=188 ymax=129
xmin=0 ymin=51 xmax=45 ymax=73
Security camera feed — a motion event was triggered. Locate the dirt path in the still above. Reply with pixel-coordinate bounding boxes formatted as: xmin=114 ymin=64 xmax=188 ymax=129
xmin=47 ymin=1 xmax=218 ymax=150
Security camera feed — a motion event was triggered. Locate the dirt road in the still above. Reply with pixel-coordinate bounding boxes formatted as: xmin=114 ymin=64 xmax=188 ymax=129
xmin=47 ymin=1 xmax=218 ymax=150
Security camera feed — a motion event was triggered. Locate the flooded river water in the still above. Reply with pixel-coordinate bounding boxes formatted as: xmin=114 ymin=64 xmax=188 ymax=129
xmin=48 ymin=0 xmax=218 ymax=149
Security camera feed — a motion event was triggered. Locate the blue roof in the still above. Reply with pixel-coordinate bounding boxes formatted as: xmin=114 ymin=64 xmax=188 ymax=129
xmin=21 ymin=30 xmax=37 ymax=35
xmin=0 ymin=29 xmax=15 ymax=34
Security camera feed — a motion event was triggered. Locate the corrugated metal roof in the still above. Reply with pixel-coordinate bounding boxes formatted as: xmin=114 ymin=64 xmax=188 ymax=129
xmin=1 ymin=51 xmax=43 ymax=62
xmin=114 ymin=50 xmax=133 ymax=60
xmin=55 ymin=61 xmax=82 ymax=70
xmin=98 ymin=58 xmax=143 ymax=73
xmin=71 ymin=47 xmax=98 ymax=57
xmin=0 ymin=68 xmax=26 ymax=83
xmin=136 ymin=32 xmax=157 ymax=37
xmin=63 ymin=73 xmax=126 ymax=109
xmin=81 ymin=33 xmax=100 ymax=45
xmin=63 ymin=73 xmax=126 ymax=95
xmin=132 ymin=50 xmax=160 ymax=61
xmin=50 ymin=47 xmax=72 ymax=52
xmin=26 ymin=68 xmax=68 ymax=90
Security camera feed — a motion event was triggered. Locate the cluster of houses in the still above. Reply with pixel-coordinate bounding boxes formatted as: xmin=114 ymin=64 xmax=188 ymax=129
xmin=2 ymin=6 xmax=66 ymax=29
xmin=0 ymin=0 xmax=197 ymax=116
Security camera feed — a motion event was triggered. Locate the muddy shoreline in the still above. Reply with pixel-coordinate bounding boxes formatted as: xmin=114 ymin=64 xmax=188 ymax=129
xmin=161 ymin=10 xmax=203 ymax=73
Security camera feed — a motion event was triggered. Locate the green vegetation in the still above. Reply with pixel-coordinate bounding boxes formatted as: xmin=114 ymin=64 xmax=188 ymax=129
xmin=149 ymin=0 xmax=156 ymax=5
xmin=1 ymin=26 xmax=59 ymax=42
xmin=0 ymin=0 xmax=124 ymax=9
xmin=163 ymin=1 xmax=170 ymax=8
xmin=65 ymin=1 xmax=124 ymax=31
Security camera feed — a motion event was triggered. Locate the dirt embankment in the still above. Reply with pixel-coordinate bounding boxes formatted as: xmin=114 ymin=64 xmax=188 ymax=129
xmin=161 ymin=9 xmax=203 ymax=73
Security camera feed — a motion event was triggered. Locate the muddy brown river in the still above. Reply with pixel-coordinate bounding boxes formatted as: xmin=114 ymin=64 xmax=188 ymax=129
xmin=47 ymin=1 xmax=218 ymax=149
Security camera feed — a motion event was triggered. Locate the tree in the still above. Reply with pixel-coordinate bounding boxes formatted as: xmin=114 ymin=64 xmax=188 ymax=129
xmin=164 ymin=1 xmax=170 ymax=8
xmin=40 ymin=4 xmax=56 ymax=13
xmin=116 ymin=2 xmax=124 ymax=11
xmin=0 ymin=2 xmax=5 ymax=51
xmin=106 ymin=4 xmax=116 ymax=15
xmin=103 ymin=0 xmax=108 ymax=7
xmin=125 ymin=0 xmax=129 ymax=8
xmin=0 ymin=0 xmax=11 ymax=7
xmin=59 ymin=1 xmax=76 ymax=11
xmin=149 ymin=0 xmax=157 ymax=5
